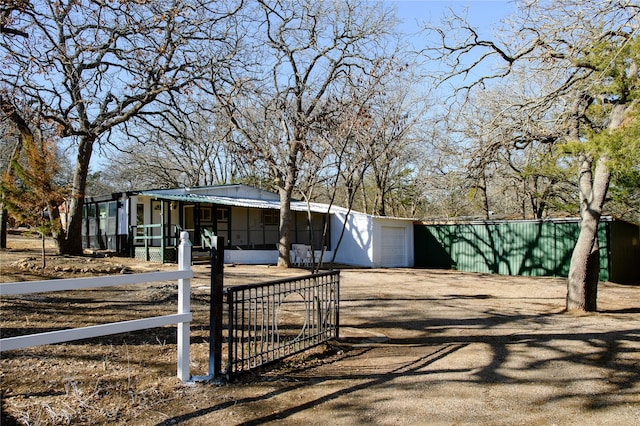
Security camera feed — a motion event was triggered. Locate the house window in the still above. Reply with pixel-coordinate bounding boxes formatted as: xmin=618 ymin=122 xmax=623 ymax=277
xmin=86 ymin=204 xmax=97 ymax=218
xmin=262 ymin=210 xmax=278 ymax=226
xmin=98 ymin=202 xmax=107 ymax=219
xmin=200 ymin=207 xmax=212 ymax=221
xmin=108 ymin=201 xmax=118 ymax=217
xmin=217 ymin=208 xmax=228 ymax=221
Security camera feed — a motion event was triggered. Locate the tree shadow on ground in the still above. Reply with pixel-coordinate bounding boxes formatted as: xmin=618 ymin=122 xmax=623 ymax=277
xmin=156 ymin=307 xmax=640 ymax=425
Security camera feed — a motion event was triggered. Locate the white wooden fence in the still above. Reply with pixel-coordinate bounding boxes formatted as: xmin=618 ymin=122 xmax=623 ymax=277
xmin=0 ymin=232 xmax=194 ymax=382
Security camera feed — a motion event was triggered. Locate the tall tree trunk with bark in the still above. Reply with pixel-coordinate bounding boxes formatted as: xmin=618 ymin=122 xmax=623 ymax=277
xmin=64 ymin=134 xmax=96 ymax=255
xmin=566 ymin=102 xmax=627 ymax=311
xmin=1 ymin=98 xmax=27 ymax=249
xmin=277 ymin=159 xmax=297 ymax=267
xmin=277 ymin=185 xmax=293 ymax=268
xmin=1 ymin=138 xmax=23 ymax=249
xmin=566 ymin=155 xmax=610 ymax=311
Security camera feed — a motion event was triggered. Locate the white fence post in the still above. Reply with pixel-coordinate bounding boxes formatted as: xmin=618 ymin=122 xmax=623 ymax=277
xmin=177 ymin=231 xmax=192 ymax=381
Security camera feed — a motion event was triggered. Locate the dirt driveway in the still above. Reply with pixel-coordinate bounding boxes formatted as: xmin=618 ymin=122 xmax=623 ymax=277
xmin=1 ymin=236 xmax=639 ymax=425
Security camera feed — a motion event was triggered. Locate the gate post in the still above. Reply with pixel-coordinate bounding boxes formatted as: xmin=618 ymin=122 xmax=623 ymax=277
xmin=177 ymin=231 xmax=192 ymax=381
xmin=210 ymin=235 xmax=225 ymax=380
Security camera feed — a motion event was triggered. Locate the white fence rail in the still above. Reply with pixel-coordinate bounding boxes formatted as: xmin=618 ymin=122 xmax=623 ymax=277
xmin=0 ymin=232 xmax=194 ymax=382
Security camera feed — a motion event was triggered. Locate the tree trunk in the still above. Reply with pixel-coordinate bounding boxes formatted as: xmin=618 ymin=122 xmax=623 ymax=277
xmin=47 ymin=199 xmax=66 ymax=254
xmin=277 ymin=183 xmax=294 ymax=267
xmin=566 ymin=101 xmax=625 ymax=312
xmin=374 ymin=189 xmax=385 ymax=216
xmin=566 ymin=210 xmax=599 ymax=311
xmin=276 ymin=141 xmax=299 ymax=268
xmin=0 ymin=106 xmax=26 ymax=249
xmin=373 ymin=165 xmax=388 ymax=217
xmin=479 ymin=171 xmax=490 ymax=219
xmin=566 ymin=155 xmax=610 ymax=312
xmin=62 ymin=135 xmax=95 ymax=255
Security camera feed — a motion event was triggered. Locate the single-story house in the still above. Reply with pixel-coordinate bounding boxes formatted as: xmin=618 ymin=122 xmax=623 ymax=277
xmin=82 ymin=184 xmax=415 ymax=268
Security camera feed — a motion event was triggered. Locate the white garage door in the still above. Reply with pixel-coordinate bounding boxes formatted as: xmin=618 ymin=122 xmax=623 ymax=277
xmin=380 ymin=226 xmax=406 ymax=267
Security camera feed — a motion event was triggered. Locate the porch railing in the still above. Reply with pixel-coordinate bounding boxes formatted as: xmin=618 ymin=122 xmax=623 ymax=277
xmin=130 ymin=224 xmax=181 ymax=263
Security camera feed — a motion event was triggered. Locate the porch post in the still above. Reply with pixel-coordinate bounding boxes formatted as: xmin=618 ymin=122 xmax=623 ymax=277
xmin=161 ymin=201 xmax=166 ymax=263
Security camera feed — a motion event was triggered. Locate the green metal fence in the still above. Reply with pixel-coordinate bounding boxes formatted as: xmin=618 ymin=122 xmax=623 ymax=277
xmin=414 ymin=219 xmax=613 ymax=281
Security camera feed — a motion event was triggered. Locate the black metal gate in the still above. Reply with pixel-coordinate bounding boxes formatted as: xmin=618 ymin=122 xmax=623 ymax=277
xmin=224 ymin=271 xmax=340 ymax=378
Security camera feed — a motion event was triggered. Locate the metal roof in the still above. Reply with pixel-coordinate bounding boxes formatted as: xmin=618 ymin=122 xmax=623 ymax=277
xmin=136 ymin=187 xmax=416 ymax=221
xmin=138 ymin=190 xmax=338 ymax=214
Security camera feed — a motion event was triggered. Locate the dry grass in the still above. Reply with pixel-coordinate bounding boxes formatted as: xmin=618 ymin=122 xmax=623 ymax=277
xmin=1 ymin=234 xmax=639 ymax=425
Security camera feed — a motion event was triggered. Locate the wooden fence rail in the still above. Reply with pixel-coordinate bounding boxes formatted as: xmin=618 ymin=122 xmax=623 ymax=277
xmin=0 ymin=232 xmax=194 ymax=382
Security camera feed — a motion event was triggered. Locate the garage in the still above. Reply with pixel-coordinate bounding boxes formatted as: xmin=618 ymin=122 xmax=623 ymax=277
xmin=329 ymin=210 xmax=414 ymax=268
xmin=379 ymin=226 xmax=407 ymax=267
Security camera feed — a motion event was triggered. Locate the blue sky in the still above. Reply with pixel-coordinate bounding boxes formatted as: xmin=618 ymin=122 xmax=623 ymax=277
xmin=390 ymin=0 xmax=513 ymax=23
xmin=384 ymin=0 xmax=515 ymax=93
xmin=389 ymin=0 xmax=513 ymax=43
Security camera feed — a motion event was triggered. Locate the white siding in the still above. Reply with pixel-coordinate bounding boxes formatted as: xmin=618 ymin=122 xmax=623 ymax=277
xmin=331 ymin=211 xmax=374 ymax=267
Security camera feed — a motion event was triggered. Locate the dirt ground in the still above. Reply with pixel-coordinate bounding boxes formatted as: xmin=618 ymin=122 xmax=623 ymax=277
xmin=1 ymin=234 xmax=639 ymax=425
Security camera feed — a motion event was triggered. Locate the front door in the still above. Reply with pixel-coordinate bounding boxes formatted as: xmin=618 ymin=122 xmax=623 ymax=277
xmin=216 ymin=207 xmax=230 ymax=247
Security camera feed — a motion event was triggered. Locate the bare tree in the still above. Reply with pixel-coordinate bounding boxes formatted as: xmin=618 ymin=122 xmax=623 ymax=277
xmin=0 ymin=0 xmax=29 ymax=38
xmin=423 ymin=0 xmax=640 ymax=312
xmin=212 ymin=0 xmax=398 ymax=266
xmin=457 ymin=74 xmax=578 ymax=220
xmin=356 ymin=62 xmax=428 ymax=217
xmin=0 ymin=0 xmax=241 ymax=254
xmin=406 ymin=114 xmax=483 ymax=220
xmin=99 ymin=99 xmax=244 ymax=191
